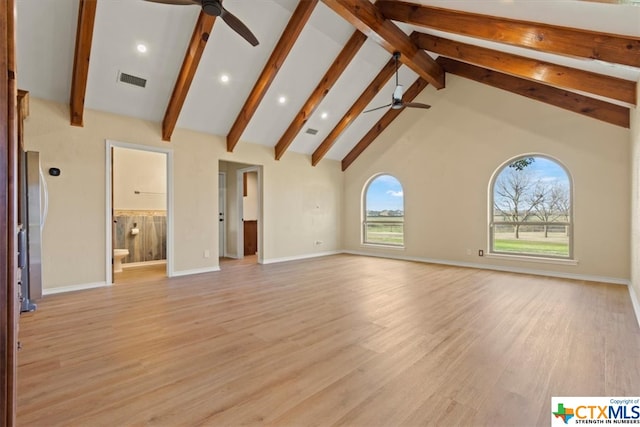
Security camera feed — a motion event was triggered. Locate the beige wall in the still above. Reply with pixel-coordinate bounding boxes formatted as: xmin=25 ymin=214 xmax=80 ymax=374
xmin=344 ymin=75 xmax=630 ymax=282
xmin=24 ymin=99 xmax=343 ymax=290
xmin=113 ymin=146 xmax=166 ymax=211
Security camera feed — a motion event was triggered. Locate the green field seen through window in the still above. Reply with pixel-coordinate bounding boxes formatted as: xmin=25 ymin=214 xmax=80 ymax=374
xmin=365 ymin=217 xmax=404 ymax=246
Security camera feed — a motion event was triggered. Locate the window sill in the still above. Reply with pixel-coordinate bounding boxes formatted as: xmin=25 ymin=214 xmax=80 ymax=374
xmin=361 ymin=243 xmax=405 ymax=251
xmin=486 ymin=253 xmax=578 ymax=266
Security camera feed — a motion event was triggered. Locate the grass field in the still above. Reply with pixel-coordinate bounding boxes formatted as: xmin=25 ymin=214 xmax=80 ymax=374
xmin=364 ymin=219 xmax=570 ymax=256
xmin=365 ymin=219 xmax=404 ymax=245
xmin=493 ymin=239 xmax=569 ymax=257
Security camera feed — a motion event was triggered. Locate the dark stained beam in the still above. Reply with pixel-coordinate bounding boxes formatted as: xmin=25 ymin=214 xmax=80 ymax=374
xmin=70 ymin=0 xmax=97 ymax=127
xmin=321 ymin=0 xmax=444 ymax=89
xmin=437 ymin=57 xmax=630 ymax=128
xmin=2 ymin=0 xmax=18 ymax=423
xmin=162 ymin=11 xmax=216 ymax=141
xmin=311 ymin=56 xmax=397 ymax=166
xmin=275 ymin=31 xmax=367 ymax=160
xmin=342 ymin=77 xmax=428 ymax=171
xmin=378 ymin=1 xmax=640 ymax=68
xmin=412 ymin=32 xmax=636 ymax=105
xmin=227 ymin=0 xmax=319 ymax=152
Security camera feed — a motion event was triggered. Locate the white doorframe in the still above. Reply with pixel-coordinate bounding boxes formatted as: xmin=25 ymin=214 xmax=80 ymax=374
xmin=236 ymin=166 xmax=263 ymax=263
xmin=105 ymin=140 xmax=174 ymax=284
xmin=218 ymin=172 xmax=226 ymax=258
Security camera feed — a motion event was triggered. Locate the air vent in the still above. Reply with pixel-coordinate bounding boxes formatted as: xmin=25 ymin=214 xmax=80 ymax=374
xmin=305 ymin=128 xmax=318 ymax=135
xmin=118 ymin=72 xmax=147 ymax=88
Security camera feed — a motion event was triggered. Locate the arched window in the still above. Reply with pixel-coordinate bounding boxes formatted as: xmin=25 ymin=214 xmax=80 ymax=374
xmin=490 ymin=155 xmax=572 ymax=258
xmin=363 ymin=174 xmax=404 ymax=246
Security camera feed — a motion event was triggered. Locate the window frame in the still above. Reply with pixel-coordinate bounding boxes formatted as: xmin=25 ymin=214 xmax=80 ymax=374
xmin=362 ymin=173 xmax=405 ymax=248
xmin=488 ymin=154 xmax=574 ymax=260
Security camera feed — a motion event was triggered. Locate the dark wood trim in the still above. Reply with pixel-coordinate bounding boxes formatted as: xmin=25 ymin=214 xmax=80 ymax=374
xmin=342 ymin=77 xmax=429 ymax=171
xmin=378 ymin=1 xmax=640 ymax=68
xmin=320 ymin=0 xmax=444 ymax=89
xmin=274 ymin=31 xmax=367 ymax=160
xmin=162 ymin=11 xmax=216 ymax=141
xmin=226 ymin=0 xmax=319 ymax=152
xmin=243 ymin=172 xmax=248 ymax=197
xmin=70 ymin=0 xmax=97 ymax=127
xmin=412 ymin=32 xmax=636 ymax=105
xmin=311 ymin=56 xmax=397 ymax=166
xmin=437 ymin=57 xmax=630 ymax=128
xmin=1 ymin=0 xmax=18 ymax=423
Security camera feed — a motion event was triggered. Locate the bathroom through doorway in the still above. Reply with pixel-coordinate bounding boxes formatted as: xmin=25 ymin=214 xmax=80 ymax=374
xmin=106 ymin=140 xmax=173 ymax=284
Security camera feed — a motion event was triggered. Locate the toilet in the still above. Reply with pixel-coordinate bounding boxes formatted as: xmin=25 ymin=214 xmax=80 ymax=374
xmin=113 ymin=249 xmax=129 ymax=273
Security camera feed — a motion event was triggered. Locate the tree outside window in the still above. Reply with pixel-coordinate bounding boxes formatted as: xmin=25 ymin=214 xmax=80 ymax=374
xmin=491 ymin=156 xmax=572 ymax=258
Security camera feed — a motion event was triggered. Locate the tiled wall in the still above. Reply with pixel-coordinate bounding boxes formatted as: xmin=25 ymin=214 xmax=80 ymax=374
xmin=114 ymin=210 xmax=166 ymax=264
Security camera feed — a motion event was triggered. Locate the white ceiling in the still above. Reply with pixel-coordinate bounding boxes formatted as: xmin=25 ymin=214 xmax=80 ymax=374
xmin=15 ymin=0 xmax=640 ymax=162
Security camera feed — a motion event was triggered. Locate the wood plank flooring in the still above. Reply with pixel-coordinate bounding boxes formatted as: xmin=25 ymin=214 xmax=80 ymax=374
xmin=16 ymin=255 xmax=640 ymax=426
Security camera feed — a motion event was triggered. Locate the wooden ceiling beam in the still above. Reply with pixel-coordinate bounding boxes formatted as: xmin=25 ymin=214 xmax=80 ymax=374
xmin=311 ymin=56 xmax=397 ymax=166
xmin=378 ymin=1 xmax=640 ymax=68
xmin=226 ymin=0 xmax=319 ymax=152
xmin=437 ymin=57 xmax=630 ymax=128
xmin=162 ymin=11 xmax=216 ymax=141
xmin=275 ymin=30 xmax=367 ymax=160
xmin=342 ymin=77 xmax=428 ymax=171
xmin=321 ymin=0 xmax=444 ymax=89
xmin=70 ymin=0 xmax=97 ymax=127
xmin=412 ymin=32 xmax=636 ymax=105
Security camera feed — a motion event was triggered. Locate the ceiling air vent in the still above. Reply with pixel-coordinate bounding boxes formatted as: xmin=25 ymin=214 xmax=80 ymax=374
xmin=305 ymin=128 xmax=318 ymax=135
xmin=118 ymin=71 xmax=147 ymax=88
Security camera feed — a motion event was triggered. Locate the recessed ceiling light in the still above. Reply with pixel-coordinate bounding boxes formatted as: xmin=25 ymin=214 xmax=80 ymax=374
xmin=320 ymin=112 xmax=328 ymax=119
xmin=278 ymin=96 xmax=287 ymax=105
xmin=136 ymin=44 xmax=147 ymax=53
xmin=220 ymin=74 xmax=230 ymax=83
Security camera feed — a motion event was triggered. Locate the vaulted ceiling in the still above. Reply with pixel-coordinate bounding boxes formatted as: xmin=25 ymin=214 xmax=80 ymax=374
xmin=16 ymin=0 xmax=640 ymax=170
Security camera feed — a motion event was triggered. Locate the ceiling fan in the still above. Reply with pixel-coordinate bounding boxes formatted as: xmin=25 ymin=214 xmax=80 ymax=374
xmin=145 ymin=0 xmax=259 ymax=46
xmin=363 ymin=52 xmax=431 ymax=113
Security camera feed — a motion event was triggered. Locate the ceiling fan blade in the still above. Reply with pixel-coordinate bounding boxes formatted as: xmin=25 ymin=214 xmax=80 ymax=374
xmin=144 ymin=0 xmax=198 ymax=5
xmin=403 ymin=102 xmax=432 ymax=110
xmin=363 ymin=103 xmax=392 ymax=114
xmin=220 ymin=7 xmax=259 ymax=46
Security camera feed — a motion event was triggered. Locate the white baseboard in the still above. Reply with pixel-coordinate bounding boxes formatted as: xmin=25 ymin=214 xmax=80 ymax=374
xmin=343 ymin=250 xmax=630 ymax=286
xmin=629 ymin=285 xmax=640 ymax=330
xmin=261 ymin=251 xmax=342 ymax=265
xmin=171 ymin=266 xmax=221 ymax=277
xmin=122 ymin=260 xmax=166 ymax=269
xmin=43 ymin=281 xmax=110 ymax=295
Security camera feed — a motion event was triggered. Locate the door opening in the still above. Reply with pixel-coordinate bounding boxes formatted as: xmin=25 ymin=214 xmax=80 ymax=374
xmin=106 ymin=141 xmax=173 ymax=284
xmin=218 ymin=161 xmax=262 ymax=265
xmin=218 ymin=172 xmax=226 ymax=258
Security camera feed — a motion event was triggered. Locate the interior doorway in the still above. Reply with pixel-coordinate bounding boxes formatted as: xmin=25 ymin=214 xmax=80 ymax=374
xmin=218 ymin=161 xmax=262 ymax=265
xmin=106 ymin=140 xmax=173 ymax=284
xmin=218 ymin=172 xmax=226 ymax=258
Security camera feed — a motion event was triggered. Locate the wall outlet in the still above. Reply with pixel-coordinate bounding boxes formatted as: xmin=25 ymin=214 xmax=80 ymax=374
xmin=466 ymin=248 xmax=471 ymax=255
xmin=204 ymin=249 xmax=210 ymax=258
xmin=478 ymin=249 xmax=484 ymax=257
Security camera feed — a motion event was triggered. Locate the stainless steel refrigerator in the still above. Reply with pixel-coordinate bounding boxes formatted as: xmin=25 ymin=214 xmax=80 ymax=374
xmin=18 ymin=150 xmax=47 ymax=312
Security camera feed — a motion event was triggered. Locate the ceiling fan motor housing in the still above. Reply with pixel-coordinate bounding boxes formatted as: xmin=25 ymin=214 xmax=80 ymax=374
xmin=202 ymin=0 xmax=223 ymax=16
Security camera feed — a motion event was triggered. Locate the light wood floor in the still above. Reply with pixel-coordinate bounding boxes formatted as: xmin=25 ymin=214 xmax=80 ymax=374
xmin=114 ymin=263 xmax=167 ymax=286
xmin=16 ymin=255 xmax=640 ymax=426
